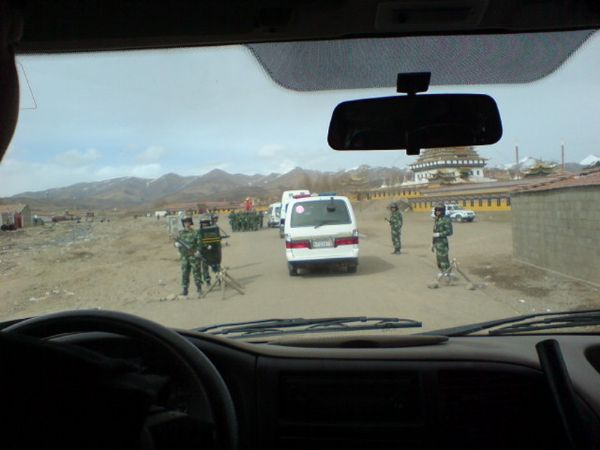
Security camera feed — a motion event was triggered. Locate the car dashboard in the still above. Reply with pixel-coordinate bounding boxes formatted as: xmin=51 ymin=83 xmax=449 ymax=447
xmin=57 ymin=330 xmax=600 ymax=450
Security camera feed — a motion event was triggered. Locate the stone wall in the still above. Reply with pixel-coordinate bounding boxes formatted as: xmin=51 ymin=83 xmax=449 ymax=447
xmin=511 ymin=186 xmax=600 ymax=285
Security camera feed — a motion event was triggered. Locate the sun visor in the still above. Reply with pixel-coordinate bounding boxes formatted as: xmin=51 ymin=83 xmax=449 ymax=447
xmin=247 ymin=30 xmax=595 ymax=91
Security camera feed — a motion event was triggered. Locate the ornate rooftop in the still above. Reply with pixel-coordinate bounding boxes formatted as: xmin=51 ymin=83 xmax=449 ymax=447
xmin=413 ymin=147 xmax=486 ymax=164
xmin=409 ymin=147 xmax=487 ymax=171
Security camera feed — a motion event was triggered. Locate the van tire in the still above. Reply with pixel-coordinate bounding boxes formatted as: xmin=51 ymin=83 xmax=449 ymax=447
xmin=347 ymin=264 xmax=358 ymax=274
xmin=288 ymin=264 xmax=298 ymax=276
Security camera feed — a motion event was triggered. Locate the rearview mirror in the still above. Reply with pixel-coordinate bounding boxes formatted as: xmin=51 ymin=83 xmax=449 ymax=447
xmin=327 ymin=94 xmax=502 ymax=154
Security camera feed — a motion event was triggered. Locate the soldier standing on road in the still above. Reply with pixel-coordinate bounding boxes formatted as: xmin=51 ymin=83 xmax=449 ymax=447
xmin=432 ymin=204 xmax=453 ymax=274
xmin=387 ymin=203 xmax=403 ymax=254
xmin=197 ymin=214 xmax=222 ymax=285
xmin=228 ymin=211 xmax=236 ymax=231
xmin=174 ymin=215 xmax=203 ymax=298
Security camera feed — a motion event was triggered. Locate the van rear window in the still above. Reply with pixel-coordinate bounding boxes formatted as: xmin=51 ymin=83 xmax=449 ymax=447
xmin=290 ymin=200 xmax=351 ymax=227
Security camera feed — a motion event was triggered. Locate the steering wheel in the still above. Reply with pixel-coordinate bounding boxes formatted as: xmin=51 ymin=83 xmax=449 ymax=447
xmin=3 ymin=309 xmax=238 ymax=450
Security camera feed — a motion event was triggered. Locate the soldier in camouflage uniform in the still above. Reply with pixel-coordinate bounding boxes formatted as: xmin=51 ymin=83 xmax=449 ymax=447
xmin=174 ymin=215 xmax=203 ymax=297
xmin=197 ymin=215 xmax=222 ymax=285
xmin=228 ymin=211 xmax=235 ymax=231
xmin=432 ymin=204 xmax=453 ymax=273
xmin=387 ymin=203 xmax=403 ymax=254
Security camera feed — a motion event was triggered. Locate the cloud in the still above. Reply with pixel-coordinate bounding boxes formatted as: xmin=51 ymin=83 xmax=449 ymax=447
xmin=132 ymin=163 xmax=163 ymax=178
xmin=275 ymin=159 xmax=298 ymax=174
xmin=54 ymin=148 xmax=101 ymax=167
xmin=258 ymin=144 xmax=286 ymax=158
xmin=136 ymin=145 xmax=166 ymax=163
xmin=0 ymin=159 xmax=92 ymax=196
xmin=96 ymin=163 xmax=163 ymax=179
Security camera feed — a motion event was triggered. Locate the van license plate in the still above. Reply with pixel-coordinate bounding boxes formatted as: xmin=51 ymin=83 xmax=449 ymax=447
xmin=312 ymin=239 xmax=333 ymax=248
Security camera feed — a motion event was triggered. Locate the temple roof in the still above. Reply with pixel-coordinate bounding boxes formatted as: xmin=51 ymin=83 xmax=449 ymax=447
xmin=411 ymin=147 xmax=486 ymax=165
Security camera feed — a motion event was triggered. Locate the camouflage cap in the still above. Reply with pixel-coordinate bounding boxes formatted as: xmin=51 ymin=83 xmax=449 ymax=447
xmin=181 ymin=215 xmax=193 ymax=223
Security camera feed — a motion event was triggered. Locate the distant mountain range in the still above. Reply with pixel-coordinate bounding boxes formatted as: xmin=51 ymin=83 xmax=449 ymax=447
xmin=2 ymin=166 xmax=408 ymax=210
xmin=3 ymin=157 xmax=594 ymax=210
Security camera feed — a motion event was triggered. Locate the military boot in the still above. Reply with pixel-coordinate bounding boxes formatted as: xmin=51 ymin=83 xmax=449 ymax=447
xmin=181 ymin=287 xmax=189 ymax=296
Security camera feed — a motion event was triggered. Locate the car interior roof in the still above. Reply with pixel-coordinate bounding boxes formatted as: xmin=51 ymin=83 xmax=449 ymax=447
xmin=12 ymin=0 xmax=600 ymax=53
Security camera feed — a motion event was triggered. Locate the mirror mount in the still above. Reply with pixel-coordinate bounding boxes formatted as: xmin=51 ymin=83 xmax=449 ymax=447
xmin=398 ymin=72 xmax=432 ymax=154
xmin=397 ymin=72 xmax=431 ymax=96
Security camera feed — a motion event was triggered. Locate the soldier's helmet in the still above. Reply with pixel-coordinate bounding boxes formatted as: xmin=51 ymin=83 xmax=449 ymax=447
xmin=433 ymin=204 xmax=446 ymax=215
xmin=199 ymin=214 xmax=213 ymax=227
xmin=181 ymin=215 xmax=193 ymax=225
xmin=389 ymin=202 xmax=399 ymax=210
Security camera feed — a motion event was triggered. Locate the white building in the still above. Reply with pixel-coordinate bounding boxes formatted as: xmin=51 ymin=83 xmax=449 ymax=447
xmin=404 ymin=147 xmax=488 ymax=185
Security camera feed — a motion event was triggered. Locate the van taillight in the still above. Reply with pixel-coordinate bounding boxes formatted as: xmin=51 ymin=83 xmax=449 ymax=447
xmin=286 ymin=240 xmax=311 ymax=249
xmin=334 ymin=236 xmax=359 ymax=246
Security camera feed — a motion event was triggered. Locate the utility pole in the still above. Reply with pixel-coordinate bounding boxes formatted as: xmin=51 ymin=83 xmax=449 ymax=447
xmin=561 ymin=141 xmax=565 ymax=170
xmin=515 ymin=144 xmax=520 ymax=180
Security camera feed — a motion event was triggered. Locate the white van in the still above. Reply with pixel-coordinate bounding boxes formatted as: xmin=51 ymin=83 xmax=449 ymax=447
xmin=267 ymin=202 xmax=281 ymax=228
xmin=279 ymin=189 xmax=310 ymax=237
xmin=283 ymin=194 xmax=359 ymax=275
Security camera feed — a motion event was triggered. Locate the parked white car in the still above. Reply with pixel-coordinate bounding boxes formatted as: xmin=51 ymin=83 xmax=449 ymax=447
xmin=431 ymin=204 xmax=476 ymax=222
xmin=284 ymin=195 xmax=359 ymax=275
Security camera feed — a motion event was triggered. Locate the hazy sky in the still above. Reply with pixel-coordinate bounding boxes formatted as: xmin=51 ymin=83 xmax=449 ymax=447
xmin=2 ymin=31 xmax=600 ymax=196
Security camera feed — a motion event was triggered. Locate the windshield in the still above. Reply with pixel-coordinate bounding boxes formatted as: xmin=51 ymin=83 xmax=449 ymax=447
xmin=1 ymin=32 xmax=599 ymax=335
xmin=290 ymin=200 xmax=351 ymax=228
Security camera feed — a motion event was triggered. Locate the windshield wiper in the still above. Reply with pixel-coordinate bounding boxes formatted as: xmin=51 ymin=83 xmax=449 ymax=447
xmin=490 ymin=311 xmax=600 ymax=335
xmin=424 ymin=309 xmax=600 ymax=337
xmin=195 ymin=316 xmax=422 ymax=338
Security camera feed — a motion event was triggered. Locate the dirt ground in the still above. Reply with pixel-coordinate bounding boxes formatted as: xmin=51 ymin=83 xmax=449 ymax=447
xmin=1 ymin=202 xmax=598 ymax=333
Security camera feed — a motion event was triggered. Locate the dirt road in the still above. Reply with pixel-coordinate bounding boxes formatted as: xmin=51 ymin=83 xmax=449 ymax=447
xmin=1 ymin=203 xmax=598 ymax=332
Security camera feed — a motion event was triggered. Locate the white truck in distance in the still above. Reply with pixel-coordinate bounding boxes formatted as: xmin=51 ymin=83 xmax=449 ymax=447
xmin=279 ymin=190 xmax=310 ymax=237
xmin=431 ymin=203 xmax=476 ymax=222
xmin=267 ymin=202 xmax=281 ymax=228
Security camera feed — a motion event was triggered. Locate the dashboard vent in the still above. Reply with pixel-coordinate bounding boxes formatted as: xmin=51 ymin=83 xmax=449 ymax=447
xmin=277 ymin=372 xmax=425 ymax=449
xmin=280 ymin=371 xmax=421 ymax=422
xmin=437 ymin=370 xmax=566 ymax=450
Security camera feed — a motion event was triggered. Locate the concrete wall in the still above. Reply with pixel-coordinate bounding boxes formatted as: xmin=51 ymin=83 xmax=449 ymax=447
xmin=511 ymin=186 xmax=600 ymax=285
